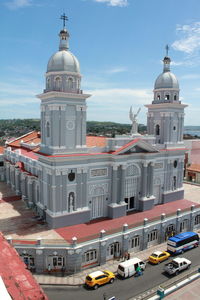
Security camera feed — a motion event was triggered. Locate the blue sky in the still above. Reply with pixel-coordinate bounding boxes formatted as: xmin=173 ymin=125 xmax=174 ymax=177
xmin=1 ymin=0 xmax=200 ymax=125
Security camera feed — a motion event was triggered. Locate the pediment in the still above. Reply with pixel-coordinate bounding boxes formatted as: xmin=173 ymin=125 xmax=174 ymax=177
xmin=114 ymin=139 xmax=158 ymax=155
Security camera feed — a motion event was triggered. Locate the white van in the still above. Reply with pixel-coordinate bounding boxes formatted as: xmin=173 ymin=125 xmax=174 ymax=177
xmin=117 ymin=257 xmax=146 ymax=278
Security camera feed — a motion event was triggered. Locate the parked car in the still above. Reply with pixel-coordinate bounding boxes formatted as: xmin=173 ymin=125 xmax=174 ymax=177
xmin=148 ymin=251 xmax=170 ymax=264
xmin=164 ymin=257 xmax=191 ymax=276
xmin=117 ymin=257 xmax=146 ymax=278
xmin=85 ymin=270 xmax=115 ymax=289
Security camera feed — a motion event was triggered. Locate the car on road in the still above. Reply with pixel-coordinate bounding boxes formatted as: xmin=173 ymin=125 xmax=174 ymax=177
xmin=85 ymin=270 xmax=115 ymax=289
xmin=164 ymin=257 xmax=191 ymax=276
xmin=148 ymin=251 xmax=170 ymax=264
xmin=117 ymin=257 xmax=146 ymax=278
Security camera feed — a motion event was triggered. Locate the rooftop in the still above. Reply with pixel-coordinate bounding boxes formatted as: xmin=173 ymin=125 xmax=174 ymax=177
xmin=0 ymin=232 xmax=48 ymax=300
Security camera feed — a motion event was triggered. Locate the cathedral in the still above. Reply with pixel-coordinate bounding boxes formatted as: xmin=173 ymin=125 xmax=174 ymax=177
xmin=4 ymin=20 xmax=187 ymax=229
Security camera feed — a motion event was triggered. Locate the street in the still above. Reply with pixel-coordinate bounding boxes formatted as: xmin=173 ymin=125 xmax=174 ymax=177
xmin=43 ymin=246 xmax=200 ymax=300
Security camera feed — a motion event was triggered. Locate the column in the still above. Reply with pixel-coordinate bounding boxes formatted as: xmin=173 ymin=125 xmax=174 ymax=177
xmin=10 ymin=165 xmax=15 ymax=189
xmin=120 ymin=165 xmax=126 ymax=203
xmin=169 ymin=113 xmax=173 ymax=143
xmin=141 ymin=162 xmax=148 ymax=198
xmin=27 ymin=177 xmax=33 ymax=206
xmin=14 ymin=168 xmax=21 ymax=195
xmin=51 ymin=172 xmax=56 ymax=212
xmin=149 ymin=162 xmax=154 ymax=196
xmin=111 ymin=165 xmax=118 ymax=204
xmin=82 ymin=167 xmax=88 ymax=207
xmin=180 ymin=114 xmax=184 ymax=141
xmin=77 ymin=168 xmax=82 ymax=209
xmin=5 ymin=162 xmax=10 ymax=184
xmin=165 ymin=116 xmax=170 ymax=143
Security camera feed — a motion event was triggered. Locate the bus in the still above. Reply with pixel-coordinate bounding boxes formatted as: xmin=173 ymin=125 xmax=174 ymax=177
xmin=167 ymin=231 xmax=199 ymax=254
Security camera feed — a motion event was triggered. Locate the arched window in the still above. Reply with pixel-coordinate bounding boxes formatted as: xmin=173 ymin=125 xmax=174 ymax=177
xmin=46 ymin=77 xmax=50 ymax=89
xmin=173 ymin=176 xmax=177 ymax=190
xmin=157 ymin=94 xmax=160 ymax=100
xmin=174 ymin=94 xmax=177 ymax=101
xmin=55 ymin=77 xmax=61 ymax=90
xmin=165 ymin=94 xmax=170 ymax=100
xmin=155 ymin=124 xmax=160 ymax=135
xmin=46 ymin=122 xmax=50 ymax=138
xmin=68 ymin=78 xmax=73 ymax=89
xmin=68 ymin=192 xmax=75 ymax=212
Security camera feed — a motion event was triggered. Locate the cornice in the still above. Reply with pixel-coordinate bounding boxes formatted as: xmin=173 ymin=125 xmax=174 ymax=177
xmin=36 ymin=91 xmax=91 ymax=100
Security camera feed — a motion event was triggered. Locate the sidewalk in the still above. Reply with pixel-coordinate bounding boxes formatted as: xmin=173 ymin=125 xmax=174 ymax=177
xmin=34 ymin=241 xmax=168 ymax=286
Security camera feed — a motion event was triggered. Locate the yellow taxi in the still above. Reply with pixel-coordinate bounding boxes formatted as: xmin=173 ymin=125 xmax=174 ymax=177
xmin=85 ymin=270 xmax=115 ymax=289
xmin=148 ymin=251 xmax=170 ymax=264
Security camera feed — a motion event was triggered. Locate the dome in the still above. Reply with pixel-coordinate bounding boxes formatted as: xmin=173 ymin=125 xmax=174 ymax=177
xmin=154 ymin=71 xmax=179 ymax=90
xmin=47 ymin=50 xmax=80 ymax=73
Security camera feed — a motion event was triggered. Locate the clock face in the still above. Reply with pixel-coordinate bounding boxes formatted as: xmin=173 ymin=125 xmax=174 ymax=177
xmin=66 ymin=120 xmax=75 ymax=130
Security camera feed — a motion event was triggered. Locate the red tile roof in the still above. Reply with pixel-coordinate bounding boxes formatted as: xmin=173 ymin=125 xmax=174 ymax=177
xmin=86 ymin=135 xmax=107 ymax=148
xmin=187 ymin=164 xmax=200 ymax=173
xmin=8 ymin=132 xmax=41 ymax=148
xmin=0 ymin=232 xmax=48 ymax=300
xmin=0 ymin=146 xmax=4 ymax=154
xmin=56 ymin=199 xmax=197 ymax=243
xmin=7 ymin=131 xmax=107 ymax=150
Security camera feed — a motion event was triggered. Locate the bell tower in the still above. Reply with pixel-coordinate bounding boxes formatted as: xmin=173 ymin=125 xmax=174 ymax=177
xmin=145 ymin=46 xmax=187 ymax=146
xmin=37 ymin=14 xmax=91 ymax=155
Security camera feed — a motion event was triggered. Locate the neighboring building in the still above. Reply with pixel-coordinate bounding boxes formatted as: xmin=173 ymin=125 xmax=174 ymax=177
xmin=186 ymin=164 xmax=200 ymax=183
xmin=0 ymin=232 xmax=48 ymax=299
xmin=183 ymin=139 xmax=200 ymax=182
xmin=4 ymin=21 xmax=187 ymax=229
xmin=0 ymin=147 xmax=5 ymax=181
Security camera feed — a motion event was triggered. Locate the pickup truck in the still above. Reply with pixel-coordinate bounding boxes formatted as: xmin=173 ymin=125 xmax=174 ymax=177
xmin=164 ymin=257 xmax=191 ymax=276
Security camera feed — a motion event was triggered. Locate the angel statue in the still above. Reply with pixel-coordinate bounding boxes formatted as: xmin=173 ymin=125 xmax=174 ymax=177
xmin=129 ymin=106 xmax=141 ymax=135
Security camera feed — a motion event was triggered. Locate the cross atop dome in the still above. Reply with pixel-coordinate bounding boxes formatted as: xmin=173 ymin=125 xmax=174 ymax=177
xmin=58 ymin=13 xmax=70 ymax=50
xmin=60 ymin=13 xmax=68 ymax=29
xmin=163 ymin=44 xmax=171 ymax=72
xmin=165 ymin=44 xmax=169 ymax=57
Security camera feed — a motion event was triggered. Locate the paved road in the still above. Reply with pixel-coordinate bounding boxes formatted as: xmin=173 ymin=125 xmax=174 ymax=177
xmin=43 ymin=246 xmax=200 ymax=300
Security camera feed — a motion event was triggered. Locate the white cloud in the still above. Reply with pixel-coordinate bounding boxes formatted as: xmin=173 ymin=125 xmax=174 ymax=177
xmin=172 ymin=22 xmax=200 ymax=54
xmin=86 ymin=88 xmax=151 ymax=123
xmin=105 ymin=67 xmax=128 ymax=74
xmin=5 ymin=0 xmax=32 ymax=10
xmin=94 ymin=0 xmax=128 ymax=7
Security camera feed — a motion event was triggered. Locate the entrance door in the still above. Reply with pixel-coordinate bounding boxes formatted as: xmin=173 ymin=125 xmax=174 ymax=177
xmin=47 ymin=256 xmax=65 ymax=270
xmin=180 ymin=219 xmax=188 ymax=232
xmin=124 ymin=197 xmax=135 ymax=211
xmin=154 ymin=185 xmax=161 ymax=205
xmin=21 ymin=255 xmax=35 ymax=270
xmin=91 ymin=195 xmax=104 ymax=219
xmin=107 ymin=242 xmax=120 ymax=260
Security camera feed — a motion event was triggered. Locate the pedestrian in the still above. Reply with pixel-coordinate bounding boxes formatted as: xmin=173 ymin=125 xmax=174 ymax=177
xmin=135 ymin=265 xmax=142 ymax=277
xmin=127 ymin=252 xmax=130 ymax=260
xmin=123 ymin=252 xmax=128 ymax=261
xmin=48 ymin=264 xmax=51 ymax=274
